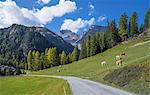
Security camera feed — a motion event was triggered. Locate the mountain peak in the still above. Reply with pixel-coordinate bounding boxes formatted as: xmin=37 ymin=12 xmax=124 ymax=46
xmin=59 ymin=30 xmax=79 ymax=46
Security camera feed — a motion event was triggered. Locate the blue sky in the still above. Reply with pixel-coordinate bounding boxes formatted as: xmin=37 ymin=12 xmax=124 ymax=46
xmin=0 ymin=0 xmax=149 ymax=34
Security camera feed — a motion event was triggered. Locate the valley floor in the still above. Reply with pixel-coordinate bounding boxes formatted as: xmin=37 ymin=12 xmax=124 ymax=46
xmin=0 ymin=76 xmax=71 ymax=95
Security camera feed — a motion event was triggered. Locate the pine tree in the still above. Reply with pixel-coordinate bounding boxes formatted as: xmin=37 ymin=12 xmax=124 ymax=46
xmin=95 ymin=33 xmax=101 ymax=54
xmin=47 ymin=48 xmax=53 ymax=67
xmin=110 ymin=20 xmax=120 ymax=45
xmin=144 ymin=9 xmax=150 ymax=29
xmin=31 ymin=50 xmax=36 ymax=70
xmin=68 ymin=53 xmax=72 ymax=63
xmin=119 ymin=13 xmax=128 ymax=37
xmin=99 ymin=32 xmax=106 ymax=52
xmin=79 ymin=40 xmax=87 ymax=59
xmin=47 ymin=48 xmax=58 ymax=67
xmin=60 ymin=51 xmax=66 ymax=65
xmin=90 ymin=34 xmax=96 ymax=56
xmin=128 ymin=21 xmax=131 ymax=37
xmin=105 ymin=22 xmax=113 ymax=49
xmin=34 ymin=51 xmax=40 ymax=71
xmin=86 ymin=36 xmax=91 ymax=57
xmin=27 ymin=50 xmax=32 ymax=70
xmin=44 ymin=48 xmax=49 ymax=68
xmin=52 ymin=48 xmax=58 ymax=66
xmin=40 ymin=53 xmax=46 ymax=70
xmin=72 ymin=47 xmax=78 ymax=62
xmin=130 ymin=12 xmax=138 ymax=36
xmin=66 ymin=54 xmax=69 ymax=64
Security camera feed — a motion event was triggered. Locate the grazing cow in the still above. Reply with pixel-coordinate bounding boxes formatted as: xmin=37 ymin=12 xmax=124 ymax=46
xmin=116 ymin=55 xmax=122 ymax=60
xmin=57 ymin=69 xmax=60 ymax=72
xmin=120 ymin=52 xmax=125 ymax=56
xmin=116 ymin=60 xmax=123 ymax=66
xmin=101 ymin=61 xmax=107 ymax=66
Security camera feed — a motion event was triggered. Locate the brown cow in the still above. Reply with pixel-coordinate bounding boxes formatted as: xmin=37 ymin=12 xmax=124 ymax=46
xmin=116 ymin=60 xmax=123 ymax=66
xmin=120 ymin=52 xmax=125 ymax=56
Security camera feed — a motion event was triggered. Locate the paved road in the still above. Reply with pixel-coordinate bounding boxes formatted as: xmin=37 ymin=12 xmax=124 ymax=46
xmin=26 ymin=75 xmax=136 ymax=95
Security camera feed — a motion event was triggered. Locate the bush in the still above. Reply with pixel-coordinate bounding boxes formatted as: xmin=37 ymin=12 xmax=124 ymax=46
xmin=0 ymin=65 xmax=21 ymax=76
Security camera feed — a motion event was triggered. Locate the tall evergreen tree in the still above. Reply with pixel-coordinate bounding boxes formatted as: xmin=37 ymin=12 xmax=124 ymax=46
xmin=95 ymin=33 xmax=101 ymax=54
xmin=128 ymin=21 xmax=131 ymax=37
xmin=68 ymin=53 xmax=72 ymax=63
xmin=47 ymin=48 xmax=52 ymax=67
xmin=47 ymin=48 xmax=57 ymax=67
xmin=110 ymin=20 xmax=120 ymax=45
xmin=44 ymin=48 xmax=49 ymax=68
xmin=60 ymin=51 xmax=66 ymax=65
xmin=105 ymin=22 xmax=113 ymax=49
xmin=90 ymin=34 xmax=96 ymax=56
xmin=119 ymin=13 xmax=128 ymax=37
xmin=144 ymin=9 xmax=150 ymax=29
xmin=66 ymin=54 xmax=69 ymax=64
xmin=130 ymin=12 xmax=138 ymax=36
xmin=99 ymin=32 xmax=106 ymax=52
xmin=79 ymin=40 xmax=87 ymax=59
xmin=40 ymin=53 xmax=46 ymax=70
xmin=31 ymin=50 xmax=36 ymax=70
xmin=72 ymin=47 xmax=78 ymax=62
xmin=86 ymin=36 xmax=91 ymax=57
xmin=27 ymin=50 xmax=32 ymax=70
xmin=33 ymin=51 xmax=40 ymax=71
xmin=51 ymin=48 xmax=58 ymax=66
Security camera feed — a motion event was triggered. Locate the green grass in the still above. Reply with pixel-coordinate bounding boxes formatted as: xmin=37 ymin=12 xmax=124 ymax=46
xmin=32 ymin=38 xmax=150 ymax=95
xmin=0 ymin=76 xmax=72 ymax=95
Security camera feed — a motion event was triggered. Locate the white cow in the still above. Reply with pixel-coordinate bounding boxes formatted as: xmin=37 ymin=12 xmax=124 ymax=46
xmin=101 ymin=61 xmax=107 ymax=66
xmin=116 ymin=55 xmax=122 ymax=60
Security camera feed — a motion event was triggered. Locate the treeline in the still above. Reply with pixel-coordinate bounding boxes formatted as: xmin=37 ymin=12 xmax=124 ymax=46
xmin=79 ymin=10 xmax=150 ymax=60
xmin=27 ymin=47 xmax=79 ymax=71
xmin=27 ymin=9 xmax=150 ymax=71
xmin=79 ymin=20 xmax=120 ymax=59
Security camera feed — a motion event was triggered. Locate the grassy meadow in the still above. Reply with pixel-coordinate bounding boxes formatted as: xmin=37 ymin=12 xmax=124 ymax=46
xmin=32 ymin=38 xmax=150 ymax=95
xmin=0 ymin=76 xmax=72 ymax=95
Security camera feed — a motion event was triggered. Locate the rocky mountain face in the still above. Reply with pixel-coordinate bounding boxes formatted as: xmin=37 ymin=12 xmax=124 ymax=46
xmin=59 ymin=30 xmax=79 ymax=46
xmin=58 ymin=25 xmax=107 ymax=47
xmin=0 ymin=24 xmax=74 ymax=62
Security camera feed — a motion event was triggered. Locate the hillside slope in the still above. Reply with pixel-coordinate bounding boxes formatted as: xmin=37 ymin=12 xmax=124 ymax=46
xmin=33 ymin=37 xmax=150 ymax=95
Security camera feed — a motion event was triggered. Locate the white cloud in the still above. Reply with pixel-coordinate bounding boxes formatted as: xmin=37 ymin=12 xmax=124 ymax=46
xmin=38 ymin=0 xmax=51 ymax=4
xmin=0 ymin=0 xmax=77 ymax=28
xmin=98 ymin=16 xmax=107 ymax=22
xmin=61 ymin=18 xmax=95 ymax=33
xmin=88 ymin=2 xmax=95 ymax=16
